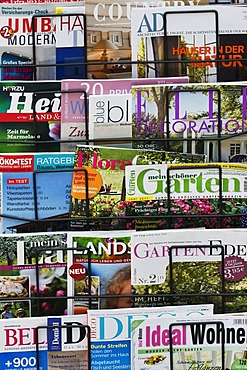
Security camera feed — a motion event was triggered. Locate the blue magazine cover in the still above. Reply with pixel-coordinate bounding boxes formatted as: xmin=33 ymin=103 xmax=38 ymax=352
xmin=0 ymin=152 xmax=74 ymax=233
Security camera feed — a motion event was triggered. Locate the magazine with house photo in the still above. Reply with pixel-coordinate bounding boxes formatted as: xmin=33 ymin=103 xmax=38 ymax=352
xmin=131 ymin=82 xmax=247 ymax=160
xmin=131 ymin=5 xmax=247 ymax=82
xmin=85 ymin=0 xmax=208 ymax=80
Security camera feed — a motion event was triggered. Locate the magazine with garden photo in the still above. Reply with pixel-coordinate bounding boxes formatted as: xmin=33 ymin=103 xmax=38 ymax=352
xmin=0 ymin=232 xmax=68 ymax=318
xmin=66 ymin=230 xmax=131 ymax=314
xmin=69 ymin=144 xmax=205 ymax=231
xmin=124 ymin=162 xmax=247 ymax=229
xmin=131 ymin=228 xmax=247 ymax=313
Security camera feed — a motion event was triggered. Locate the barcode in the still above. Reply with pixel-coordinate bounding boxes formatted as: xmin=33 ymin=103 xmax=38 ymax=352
xmin=244 ymin=180 xmax=247 ymax=192
xmin=233 ymin=318 xmax=247 ymax=325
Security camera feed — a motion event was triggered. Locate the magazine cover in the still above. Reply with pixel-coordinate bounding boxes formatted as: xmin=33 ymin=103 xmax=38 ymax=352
xmin=0 ymin=232 xmax=68 ymax=318
xmin=0 ymin=314 xmax=88 ymax=370
xmin=131 ymin=314 xmax=247 ymax=370
xmin=0 ymin=11 xmax=85 ymax=81
xmin=124 ymin=162 xmax=247 ymax=229
xmin=69 ymin=145 xmax=205 ymax=230
xmin=132 ymin=82 xmax=247 ymax=155
xmin=88 ymin=304 xmax=214 ymax=370
xmin=0 ymin=2 xmax=84 ymax=11
xmin=0 ymin=0 xmax=84 ymax=3
xmin=85 ymin=0 xmax=208 ymax=80
xmin=125 ymin=163 xmax=247 ymax=201
xmin=60 ymin=77 xmax=189 ymax=152
xmin=0 ymin=152 xmax=74 ymax=233
xmin=88 ymin=93 xmax=132 ymax=147
xmin=131 ymin=228 xmax=247 ymax=312
xmin=131 ymin=5 xmax=247 ymax=81
xmin=0 ymin=81 xmax=61 ymax=152
xmin=67 ymin=231 xmax=131 ymax=314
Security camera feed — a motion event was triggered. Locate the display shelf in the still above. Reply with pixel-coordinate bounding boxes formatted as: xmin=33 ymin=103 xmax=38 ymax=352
xmin=0 ymin=11 xmax=246 ymax=361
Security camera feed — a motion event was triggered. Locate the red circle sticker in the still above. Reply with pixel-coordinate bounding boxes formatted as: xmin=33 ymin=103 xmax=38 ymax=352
xmin=219 ymin=256 xmax=247 ymax=282
xmin=0 ymin=26 xmax=14 ymax=39
xmin=68 ymin=263 xmax=87 ymax=280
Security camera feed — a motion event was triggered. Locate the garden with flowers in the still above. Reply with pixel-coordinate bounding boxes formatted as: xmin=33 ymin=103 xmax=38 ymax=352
xmin=76 ymin=195 xmax=247 ymax=231
xmin=125 ymin=197 xmax=247 ymax=230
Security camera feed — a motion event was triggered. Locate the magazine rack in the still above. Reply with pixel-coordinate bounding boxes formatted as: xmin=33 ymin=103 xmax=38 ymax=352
xmin=0 ymin=91 xmax=245 ymax=313
xmin=0 ymin=10 xmax=246 ymax=368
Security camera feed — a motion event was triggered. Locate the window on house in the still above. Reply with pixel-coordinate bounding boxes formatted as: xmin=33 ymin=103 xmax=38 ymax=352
xmin=91 ymin=35 xmax=97 ymax=43
xmin=111 ymin=35 xmax=119 ymax=43
xmin=230 ymin=143 xmax=240 ymax=156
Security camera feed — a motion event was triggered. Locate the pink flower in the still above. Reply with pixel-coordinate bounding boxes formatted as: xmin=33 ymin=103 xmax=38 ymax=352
xmin=33 ymin=285 xmax=48 ymax=295
xmin=49 ymin=122 xmax=60 ymax=140
xmin=41 ymin=302 xmax=52 ymax=312
xmin=56 ymin=290 xmax=65 ymax=297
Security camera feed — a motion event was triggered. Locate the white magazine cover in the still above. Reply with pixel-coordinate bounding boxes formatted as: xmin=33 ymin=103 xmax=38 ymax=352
xmin=131 ymin=228 xmax=247 ymax=312
xmin=125 ymin=163 xmax=247 ymax=201
xmin=88 ymin=93 xmax=132 ymax=146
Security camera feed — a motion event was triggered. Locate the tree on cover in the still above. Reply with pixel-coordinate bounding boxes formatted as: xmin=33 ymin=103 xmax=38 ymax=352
xmin=0 ymin=236 xmax=19 ymax=265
